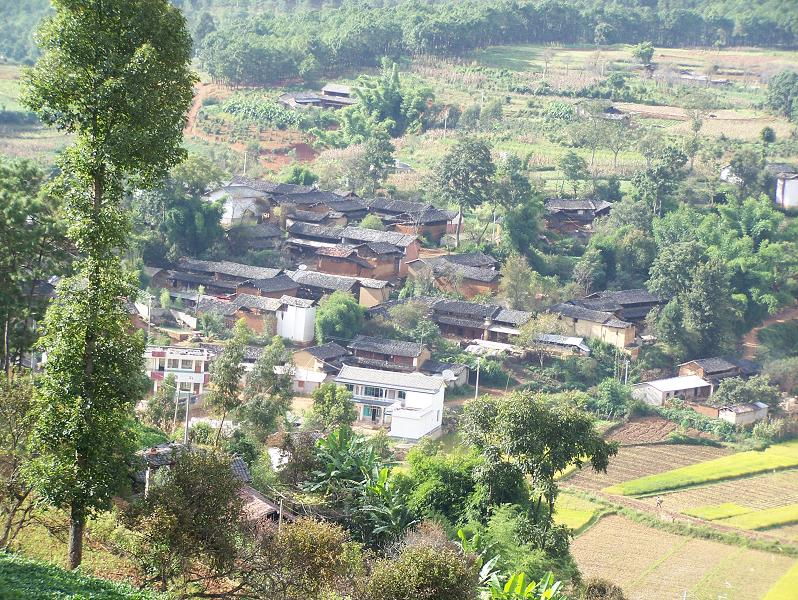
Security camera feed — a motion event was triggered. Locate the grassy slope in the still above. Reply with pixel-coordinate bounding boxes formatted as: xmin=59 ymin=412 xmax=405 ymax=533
xmin=0 ymin=553 xmax=161 ymax=600
xmin=604 ymin=440 xmax=798 ymax=496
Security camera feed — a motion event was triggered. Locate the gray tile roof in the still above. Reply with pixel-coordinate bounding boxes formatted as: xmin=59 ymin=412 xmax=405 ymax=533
xmin=336 ymin=364 xmax=444 ymax=393
xmin=287 ymin=222 xmax=344 ymax=241
xmin=409 ymin=257 xmax=499 ymax=283
xmin=245 ymin=274 xmax=298 ymax=293
xmin=545 ymin=198 xmax=612 ymax=213
xmin=286 ymin=269 xmax=390 ymax=290
xmin=228 ymin=176 xmax=313 ymax=195
xmin=342 ymin=226 xmax=417 ymax=248
xmin=549 ymin=303 xmax=632 ymax=328
xmin=305 ymin=342 xmax=349 ymax=361
xmin=441 ymin=252 xmax=497 ymax=268
xmin=495 ymin=308 xmax=533 ymax=327
xmin=178 ymin=258 xmax=281 ymax=281
xmin=348 ymin=334 xmax=425 ymax=358
xmin=682 ymin=357 xmax=738 ymax=374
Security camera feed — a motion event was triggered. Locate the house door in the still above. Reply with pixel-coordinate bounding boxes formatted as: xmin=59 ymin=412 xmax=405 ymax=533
xmin=371 ymin=406 xmax=382 ymax=423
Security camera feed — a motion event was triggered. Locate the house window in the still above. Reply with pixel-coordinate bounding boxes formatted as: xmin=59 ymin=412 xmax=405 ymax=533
xmin=180 ymin=359 xmax=193 ymax=370
xmin=363 ymin=405 xmax=372 ymax=417
xmin=346 ymin=384 xmax=354 ymax=392
xmin=179 ymin=381 xmax=192 ymax=391
xmin=397 ymin=390 xmax=406 ymax=400
xmin=363 ymin=386 xmax=384 ymax=399
xmin=167 ymin=358 xmax=179 ymax=369
xmin=297 ymin=381 xmax=304 ymax=389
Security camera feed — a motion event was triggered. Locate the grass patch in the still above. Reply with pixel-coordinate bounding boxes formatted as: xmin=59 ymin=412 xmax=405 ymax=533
xmin=604 ymin=439 xmax=798 ymax=496
xmin=682 ymin=503 xmax=753 ymax=521
xmin=719 ymin=503 xmax=798 ymax=531
xmin=0 ymin=553 xmax=159 ymax=600
xmin=131 ymin=420 xmax=169 ymax=450
xmin=764 ymin=560 xmax=798 ymax=600
xmin=554 ymin=493 xmax=602 ymax=531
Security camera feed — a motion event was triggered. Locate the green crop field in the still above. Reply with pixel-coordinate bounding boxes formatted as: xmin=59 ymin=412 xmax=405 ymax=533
xmin=604 ymin=440 xmax=798 ymax=496
xmin=0 ymin=553 xmax=160 ymax=600
xmin=682 ymin=502 xmax=753 ymax=521
xmin=764 ymin=560 xmax=798 ymax=600
xmin=720 ymin=503 xmax=798 ymax=531
xmin=553 ymin=492 xmax=602 ymax=531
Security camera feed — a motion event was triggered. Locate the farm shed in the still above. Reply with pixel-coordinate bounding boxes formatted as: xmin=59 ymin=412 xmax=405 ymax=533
xmin=631 ymin=375 xmax=713 ymax=406
xmin=718 ymin=402 xmax=769 ymax=426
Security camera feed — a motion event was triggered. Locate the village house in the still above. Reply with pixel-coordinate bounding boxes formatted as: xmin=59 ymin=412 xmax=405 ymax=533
xmin=568 ymin=289 xmax=664 ymax=323
xmin=365 ymin=198 xmax=457 ymax=243
xmin=235 ymin=274 xmax=300 ymax=299
xmin=678 ymin=357 xmax=760 ymax=384
xmin=315 ymin=243 xmax=402 ymax=280
xmin=544 ymin=198 xmax=612 ymax=236
xmin=340 ymin=227 xmax=420 ymax=275
xmin=195 ymin=294 xmax=316 ymax=343
xmin=345 ymin=335 xmax=431 ymax=371
xmin=718 ymin=402 xmax=769 ymax=426
xmin=286 ymin=269 xmax=393 ymax=307
xmin=285 ymin=207 xmax=348 ymax=228
xmin=176 ymin=258 xmax=282 ymax=283
xmin=335 ymin=365 xmax=445 ymax=440
xmin=631 ymin=375 xmax=713 ymax=406
xmin=228 ymin=222 xmax=283 ymax=251
xmin=291 ymin=342 xmax=350 ymax=393
xmin=406 ymin=254 xmax=499 ymax=298
xmin=202 ymin=184 xmax=272 ymax=228
xmin=549 ymin=303 xmax=636 ymax=350
xmin=529 ymin=334 xmax=591 ymax=357
xmin=278 ymin=83 xmax=357 ymax=110
xmin=774 ymin=169 xmax=798 ymax=210
xmin=144 ymin=346 xmax=214 ymax=396
xmin=418 ymin=360 xmax=470 ymax=387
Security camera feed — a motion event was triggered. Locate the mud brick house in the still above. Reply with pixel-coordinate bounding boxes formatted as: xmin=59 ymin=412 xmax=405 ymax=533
xmin=159 ymin=270 xmax=240 ymax=295
xmin=569 ymin=289 xmax=664 ymax=323
xmin=202 ymin=184 xmax=272 ymax=228
xmin=406 ymin=254 xmax=499 ymax=298
xmin=345 ymin=335 xmax=431 ymax=372
xmin=365 ymin=198 xmax=457 ymax=243
xmin=315 ymin=242 xmax=402 ymax=280
xmin=340 ymin=227 xmax=420 ymax=275
xmin=285 ymin=208 xmax=348 ymax=228
xmin=291 ymin=342 xmax=351 ymax=393
xmin=228 ymin=222 xmax=283 ymax=251
xmin=677 ymin=357 xmax=760 ymax=384
xmin=549 ymin=303 xmax=635 ymax=350
xmin=286 ymin=269 xmax=392 ymax=307
xmin=176 ymin=258 xmax=282 ymax=283
xmin=544 ymin=198 xmax=611 ymax=236
xmin=235 ymin=274 xmax=300 ymax=299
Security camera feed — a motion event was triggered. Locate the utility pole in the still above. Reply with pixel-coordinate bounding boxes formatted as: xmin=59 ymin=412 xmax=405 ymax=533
xmin=243 ymin=150 xmax=248 ymax=176
xmin=183 ymin=393 xmax=191 ymax=445
xmin=474 ymin=355 xmax=482 ymax=400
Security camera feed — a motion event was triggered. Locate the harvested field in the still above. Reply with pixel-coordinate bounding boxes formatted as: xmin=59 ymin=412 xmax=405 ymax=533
xmin=638 ymin=469 xmax=798 ymax=514
xmin=565 ymin=444 xmax=729 ymax=492
xmin=605 ymin=440 xmax=798 ymax=496
xmin=571 ymin=514 xmax=796 ymax=600
xmin=606 ymin=416 xmax=710 ymax=445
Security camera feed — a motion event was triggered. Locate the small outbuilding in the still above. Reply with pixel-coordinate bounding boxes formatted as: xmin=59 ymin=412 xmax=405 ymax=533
xmin=631 ymin=375 xmax=712 ymax=406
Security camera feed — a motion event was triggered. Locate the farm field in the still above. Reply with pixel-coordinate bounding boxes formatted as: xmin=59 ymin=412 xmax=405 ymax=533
xmin=605 ymin=416 xmax=711 ymax=445
xmin=564 ymin=443 xmax=730 ymax=492
xmin=553 ymin=492 xmax=602 ymax=531
xmin=571 ymin=514 xmax=797 ymax=600
xmin=764 ymin=561 xmax=798 ymax=600
xmin=604 ymin=440 xmax=798 ymax=497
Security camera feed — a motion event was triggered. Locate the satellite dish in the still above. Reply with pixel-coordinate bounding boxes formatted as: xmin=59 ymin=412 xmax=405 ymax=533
xmin=298 ymin=264 xmax=308 ymax=271
xmin=442 ymin=369 xmax=455 ymax=381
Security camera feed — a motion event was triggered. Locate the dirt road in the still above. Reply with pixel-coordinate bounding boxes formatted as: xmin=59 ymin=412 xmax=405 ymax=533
xmin=741 ymin=304 xmax=798 ymax=359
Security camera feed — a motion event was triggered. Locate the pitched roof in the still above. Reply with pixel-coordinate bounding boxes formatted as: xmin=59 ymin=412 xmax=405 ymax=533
xmin=228 ymin=176 xmax=313 ymax=195
xmin=348 ymin=334 xmax=425 ymax=358
xmin=545 ymin=198 xmax=612 ymax=213
xmin=336 ymin=364 xmax=444 ymax=393
xmin=342 ymin=226 xmax=417 ymax=247
xmin=356 ymin=241 xmax=403 ymax=255
xmin=322 ymin=83 xmax=351 ymax=95
xmin=178 ymin=258 xmax=281 ymax=280
xmin=683 ymin=357 xmax=739 ymax=374
xmin=581 ymin=289 xmax=662 ymax=307
xmin=237 ymin=222 xmax=282 ymax=239
xmin=440 ymin=252 xmax=497 ymax=268
xmin=635 ymin=375 xmax=711 ymax=393
xmin=286 ymin=269 xmax=390 ymax=290
xmin=286 ymin=222 xmax=344 ymax=241
xmin=434 ymin=299 xmax=500 ymax=320
xmin=549 ymin=303 xmax=633 ymax=328
xmin=495 ymin=308 xmax=533 ymax=327
xmin=244 ymin=274 xmax=298 ymax=293
xmin=409 ymin=257 xmax=499 ymax=283
xmin=305 ymin=342 xmax=349 ymax=361
xmin=165 ymin=270 xmax=240 ymax=290
xmin=288 ymin=209 xmax=333 ymax=223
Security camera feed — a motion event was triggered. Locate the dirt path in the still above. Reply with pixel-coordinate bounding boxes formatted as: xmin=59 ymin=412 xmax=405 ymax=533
xmin=741 ymin=303 xmax=798 ymax=359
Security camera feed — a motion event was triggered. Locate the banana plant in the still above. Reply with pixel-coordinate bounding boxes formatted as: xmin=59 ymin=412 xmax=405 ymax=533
xmin=487 ymin=572 xmax=565 ymax=600
xmin=456 ymin=529 xmax=500 ymax=586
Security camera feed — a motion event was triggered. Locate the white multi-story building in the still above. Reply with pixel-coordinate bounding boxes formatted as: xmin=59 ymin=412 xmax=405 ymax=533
xmin=144 ymin=346 xmax=214 ymax=396
xmin=335 ymin=365 xmax=445 ymax=440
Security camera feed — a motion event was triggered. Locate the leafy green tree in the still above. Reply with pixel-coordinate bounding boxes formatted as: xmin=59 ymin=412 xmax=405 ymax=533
xmin=307 ymin=427 xmax=379 ymax=494
xmin=207 ymin=320 xmax=249 ymax=445
xmin=360 ymin=214 xmax=386 ymax=230
xmin=682 ymin=258 xmax=738 ymax=356
xmin=433 ymin=137 xmax=496 ymax=247
xmin=632 ymin=41 xmax=654 ymax=66
xmin=558 ymin=151 xmax=589 ymax=197
xmin=590 ymin=379 xmax=632 ymax=419
xmin=22 ymin=0 xmax=194 ymax=569
xmin=646 ymin=241 xmax=707 ymax=299
xmin=0 ymin=157 xmax=65 ymax=370
xmin=126 ymin=449 xmax=243 ymax=592
xmin=146 ymin=373 xmax=177 ymax=432
xmin=766 ymin=70 xmax=798 ymax=121
xmin=631 ymin=145 xmax=687 ymax=215
xmin=0 ymin=371 xmax=36 ymax=549
xmin=572 ymin=248 xmax=606 ymax=295
xmin=711 ymin=375 xmax=781 ymax=408
xmin=280 ymin=163 xmax=318 ymax=186
xmin=239 ymin=335 xmax=294 ymax=441
xmin=309 ymin=383 xmax=358 ymax=432
xmin=315 ymin=291 xmax=364 ymax=344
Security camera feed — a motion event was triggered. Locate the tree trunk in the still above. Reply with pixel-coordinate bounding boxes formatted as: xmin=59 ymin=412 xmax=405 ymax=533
xmin=454 ymin=204 xmax=462 ymax=248
xmin=214 ymin=410 xmax=227 ymax=447
xmin=68 ymin=504 xmax=84 ymax=570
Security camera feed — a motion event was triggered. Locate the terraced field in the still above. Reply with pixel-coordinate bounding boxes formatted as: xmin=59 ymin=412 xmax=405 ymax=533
xmin=637 ymin=470 xmax=798 ymax=513
xmin=571 ymin=515 xmax=796 ymax=600
xmin=565 ymin=444 xmax=730 ymax=492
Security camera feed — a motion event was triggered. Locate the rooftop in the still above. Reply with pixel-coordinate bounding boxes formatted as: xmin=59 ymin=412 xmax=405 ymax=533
xmin=342 ymin=226 xmax=417 ymax=247
xmin=440 ymin=252 xmax=497 ymax=268
xmin=227 ymin=176 xmax=314 ymax=195
xmin=178 ymin=258 xmax=281 ymax=281
xmin=287 ymin=269 xmax=390 ymax=290
xmin=304 ymin=342 xmax=350 ymax=361
xmin=243 ymin=274 xmax=298 ymax=293
xmin=286 ymin=222 xmax=344 ymax=241
xmin=348 ymin=334 xmax=425 ymax=358
xmin=409 ymin=257 xmax=499 ymax=283
xmin=545 ymin=198 xmax=612 ymax=213
xmin=636 ymin=375 xmax=711 ymax=393
xmin=336 ymin=365 xmax=444 ymax=393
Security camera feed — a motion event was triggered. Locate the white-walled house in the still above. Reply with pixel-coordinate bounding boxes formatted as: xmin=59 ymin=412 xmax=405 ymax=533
xmin=144 ymin=346 xmax=214 ymax=395
xmin=631 ymin=375 xmax=712 ymax=406
xmin=335 ymin=365 xmax=445 ymax=440
xmin=719 ymin=402 xmax=769 ymax=426
xmin=776 ymin=173 xmax=798 ymax=210
xmin=276 ymin=296 xmax=316 ymax=343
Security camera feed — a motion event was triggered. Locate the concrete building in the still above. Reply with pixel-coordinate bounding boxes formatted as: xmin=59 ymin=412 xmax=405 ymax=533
xmin=144 ymin=346 xmax=213 ymax=395
xmin=718 ymin=402 xmax=769 ymax=426
xmin=631 ymin=375 xmax=713 ymax=406
xmin=335 ymin=365 xmax=445 ymax=440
